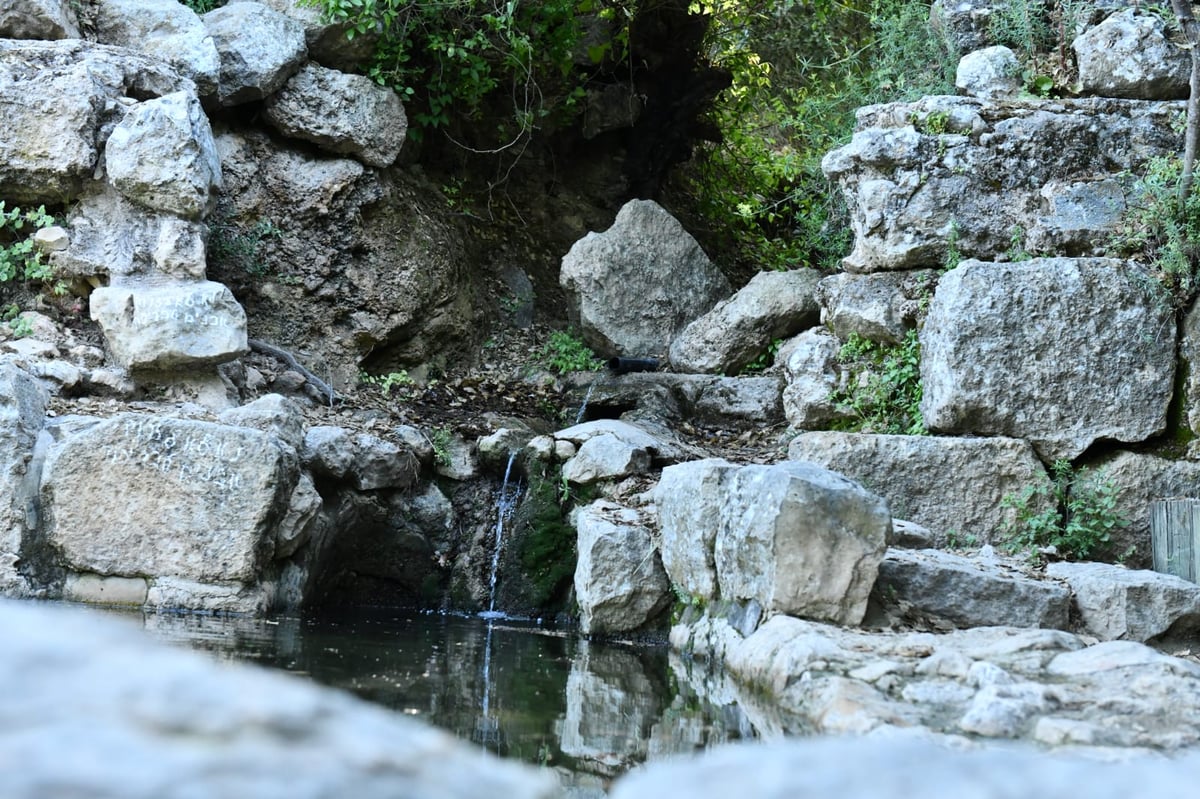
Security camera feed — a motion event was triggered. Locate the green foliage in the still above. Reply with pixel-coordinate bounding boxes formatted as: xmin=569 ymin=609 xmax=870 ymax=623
xmin=1110 ymin=155 xmax=1200 ymax=304
xmin=1001 ymin=460 xmax=1129 ymax=561
xmin=516 ymin=472 xmax=578 ymax=608
xmin=179 ymin=0 xmax=224 ymax=12
xmin=360 ymin=369 xmax=415 ymax=395
xmin=303 ymin=0 xmax=592 ymax=142
xmin=2 ymin=304 xmax=32 ymax=338
xmin=537 ymin=330 xmax=603 ymax=374
xmin=740 ymin=337 xmax=783 ymax=374
xmin=829 ymin=329 xmax=925 ymax=435
xmin=987 ymin=0 xmax=1088 ymax=95
xmin=208 ymin=216 xmax=283 ymax=278
xmin=944 ymin=529 xmax=979 ymax=550
xmin=429 ymin=426 xmax=453 ymax=468
xmin=0 ymin=202 xmax=56 ymax=286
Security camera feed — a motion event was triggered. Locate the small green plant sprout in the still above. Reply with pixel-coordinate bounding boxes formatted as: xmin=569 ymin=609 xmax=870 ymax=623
xmin=943 ymin=219 xmax=962 ymax=271
xmin=1000 ymin=459 xmax=1129 ymax=561
xmin=537 ymin=330 xmax=603 ymax=374
xmin=829 ymin=329 xmax=925 ymax=436
xmin=0 ymin=202 xmax=57 ymax=286
xmin=944 ymin=529 xmax=979 ymax=550
xmin=740 ymin=337 xmax=783 ymax=374
xmin=429 ymin=426 xmax=453 ymax=469
xmin=2 ymin=303 xmax=32 ymax=338
xmin=359 ymin=369 xmax=415 ymax=395
xmin=1006 ymin=224 xmax=1033 ymax=262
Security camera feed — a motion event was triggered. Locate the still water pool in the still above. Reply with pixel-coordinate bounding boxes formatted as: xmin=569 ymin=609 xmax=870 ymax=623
xmin=103 ymin=607 xmax=752 ymax=786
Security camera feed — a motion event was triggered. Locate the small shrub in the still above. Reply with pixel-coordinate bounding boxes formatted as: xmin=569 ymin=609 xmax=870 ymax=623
xmin=0 ymin=202 xmax=56 ymax=286
xmin=740 ymin=337 xmax=783 ymax=374
xmin=537 ymin=330 xmax=603 ymax=374
xmin=2 ymin=304 xmax=32 ymax=338
xmin=429 ymin=426 xmax=453 ymax=469
xmin=829 ymin=329 xmax=925 ymax=435
xmin=208 ymin=215 xmax=282 ymax=278
xmin=1000 ymin=459 xmax=1129 ymax=561
xmin=360 ymin=369 xmax=415 ymax=395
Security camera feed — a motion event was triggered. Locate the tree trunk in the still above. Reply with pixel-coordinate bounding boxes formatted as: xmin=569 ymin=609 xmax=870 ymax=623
xmin=1171 ymin=1 xmax=1200 ymax=201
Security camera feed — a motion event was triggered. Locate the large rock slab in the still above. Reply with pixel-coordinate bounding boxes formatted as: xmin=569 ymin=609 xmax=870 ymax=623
xmin=654 ymin=458 xmax=739 ymax=602
xmin=52 ymin=185 xmax=210 ymax=283
xmin=264 ymin=62 xmax=407 ymax=168
xmin=89 ymin=281 xmax=249 ymax=370
xmin=253 ymin=0 xmax=379 ymax=71
xmin=874 ymin=548 xmax=1071 ymax=630
xmin=0 ymin=0 xmax=80 ymax=39
xmin=920 ymin=258 xmax=1174 ymax=461
xmin=0 ymin=40 xmax=189 ymax=204
xmin=816 ymin=270 xmax=933 ymax=345
xmin=0 ymin=600 xmax=558 ymax=799
xmin=1074 ymin=8 xmax=1189 ymax=100
xmin=716 ymin=461 xmax=890 ymax=625
xmin=93 ymin=0 xmax=220 ymax=95
xmin=779 ymin=329 xmax=851 ymax=429
xmin=823 ymin=95 xmax=1182 ymax=272
xmin=0 ymin=363 xmax=48 ymax=595
xmin=561 ymin=434 xmax=652 ymax=485
xmin=787 ymin=432 xmax=1052 ymax=544
xmin=668 ymin=269 xmax=821 ymax=374
xmin=1047 ymin=561 xmax=1200 ymax=642
xmin=41 ymin=414 xmax=295 ymax=584
xmin=560 ymin=200 xmax=730 ymax=357
xmin=573 ymin=500 xmax=670 ymax=635
xmin=203 ymin=1 xmax=307 ymax=106
xmin=105 ymin=91 xmax=222 ymax=220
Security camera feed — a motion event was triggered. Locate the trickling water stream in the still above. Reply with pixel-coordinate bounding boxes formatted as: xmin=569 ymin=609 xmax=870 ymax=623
xmin=482 ymin=452 xmax=522 ymax=619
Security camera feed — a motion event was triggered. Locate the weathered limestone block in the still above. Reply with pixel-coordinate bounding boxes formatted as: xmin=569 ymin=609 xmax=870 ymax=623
xmin=686 ymin=375 xmax=784 ymax=427
xmin=921 ymin=258 xmax=1174 ymax=461
xmin=218 ymin=393 xmax=306 ymax=451
xmin=654 ymin=458 xmax=739 ymax=602
xmin=0 ymin=600 xmax=559 ymax=799
xmin=668 ymin=269 xmax=821 ymax=374
xmin=1047 ymin=561 xmax=1200 ymax=642
xmin=93 ymin=0 xmax=220 ymax=95
xmin=89 ymin=282 xmax=249 ymax=370
xmin=252 ymin=0 xmax=380 ymax=72
xmin=779 ymin=329 xmax=851 ymax=430
xmin=0 ymin=363 xmax=48 ymax=595
xmin=105 ymin=91 xmax=222 ymax=220
xmin=930 ymin=0 xmax=998 ymax=53
xmin=873 ymin=548 xmax=1071 ymax=630
xmin=1026 ymin=177 xmax=1130 ymax=256
xmin=560 ymin=200 xmax=730 ymax=357
xmin=264 ymin=63 xmax=407 ymax=168
xmin=62 ymin=573 xmax=148 ymax=606
xmin=0 ymin=0 xmax=80 ymax=39
xmin=554 ymin=419 xmax=664 ymax=454
xmin=1074 ymin=9 xmax=1189 ymax=100
xmin=823 ymin=95 xmax=1182 ymax=272
xmin=1180 ymin=300 xmax=1200 ymax=439
xmin=574 ymin=500 xmax=670 ymax=635
xmin=561 ymin=434 xmax=652 ymax=485
xmin=203 ymin=1 xmax=307 ymax=106
xmin=274 ymin=471 xmax=322 ymax=559
xmin=53 ymin=187 xmax=209 ymax=283
xmin=0 ymin=40 xmax=183 ymax=203
xmin=787 ymin=432 xmax=1052 ymax=544
xmin=956 ymin=46 xmax=1021 ymax=101
xmin=350 ymin=432 xmax=420 ymax=491
xmin=816 ymin=270 xmax=933 ymax=345
xmin=716 ymin=461 xmax=890 ymax=625
xmin=41 ymin=415 xmax=295 ymax=584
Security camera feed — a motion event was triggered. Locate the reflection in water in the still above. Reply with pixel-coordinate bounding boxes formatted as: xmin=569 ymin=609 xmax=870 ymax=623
xmin=97 ymin=607 xmax=753 ymax=781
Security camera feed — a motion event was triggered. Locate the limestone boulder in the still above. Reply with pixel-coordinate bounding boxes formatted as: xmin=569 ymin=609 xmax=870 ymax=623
xmin=1047 ymin=561 xmax=1200 ymax=642
xmin=93 ymin=0 xmax=220 ymax=95
xmin=686 ymin=375 xmax=784 ymax=428
xmin=573 ymin=500 xmax=670 ymax=635
xmin=823 ymin=95 xmax=1182 ymax=272
xmin=52 ymin=186 xmax=209 ymax=283
xmin=1179 ymin=299 xmax=1200 ymax=439
xmin=716 ymin=461 xmax=890 ymax=625
xmin=668 ymin=269 xmax=821 ymax=374
xmin=779 ymin=329 xmax=851 ymax=430
xmin=920 ymin=258 xmax=1174 ymax=461
xmin=0 ymin=363 xmax=48 ymax=596
xmin=561 ymin=434 xmax=652 ymax=485
xmin=203 ymin=1 xmax=307 ymax=106
xmin=89 ymin=281 xmax=249 ymax=370
xmin=930 ymin=0 xmax=998 ymax=53
xmin=264 ymin=63 xmax=407 ymax=168
xmin=816 ymin=270 xmax=933 ymax=345
xmin=41 ymin=415 xmax=296 ymax=586
xmin=0 ymin=600 xmax=559 ymax=799
xmin=956 ymin=46 xmax=1021 ymax=101
xmin=252 ymin=0 xmax=380 ymax=71
xmin=0 ymin=0 xmax=80 ymax=39
xmin=1026 ymin=177 xmax=1131 ymax=256
xmin=1074 ymin=8 xmax=1189 ymax=100
xmin=274 ymin=471 xmax=322 ymax=559
xmin=873 ymin=548 xmax=1071 ymax=630
xmin=105 ymin=91 xmax=222 ymax=220
xmin=560 ymin=200 xmax=730 ymax=357
xmin=0 ymin=40 xmax=187 ymax=204
xmin=654 ymin=459 xmax=739 ymax=602
xmin=218 ymin=393 xmax=306 ymax=451
xmin=786 ymin=432 xmax=1052 ymax=545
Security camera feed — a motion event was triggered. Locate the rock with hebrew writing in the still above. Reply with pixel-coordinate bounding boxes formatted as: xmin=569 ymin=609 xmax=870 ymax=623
xmin=89 ymin=281 xmax=249 ymax=370
xmin=41 ymin=414 xmax=297 ymax=590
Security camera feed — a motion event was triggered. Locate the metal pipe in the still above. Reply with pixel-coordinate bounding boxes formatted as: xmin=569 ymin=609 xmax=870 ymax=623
xmin=606 ymin=357 xmax=660 ymax=374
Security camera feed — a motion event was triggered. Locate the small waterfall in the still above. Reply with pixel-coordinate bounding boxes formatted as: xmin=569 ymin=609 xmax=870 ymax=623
xmin=480 ymin=452 xmax=521 ymax=620
xmin=574 ymin=380 xmax=597 ymax=424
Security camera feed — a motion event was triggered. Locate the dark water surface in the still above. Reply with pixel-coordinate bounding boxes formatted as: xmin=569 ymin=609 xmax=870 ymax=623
xmin=102 ymin=606 xmax=752 ymax=784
